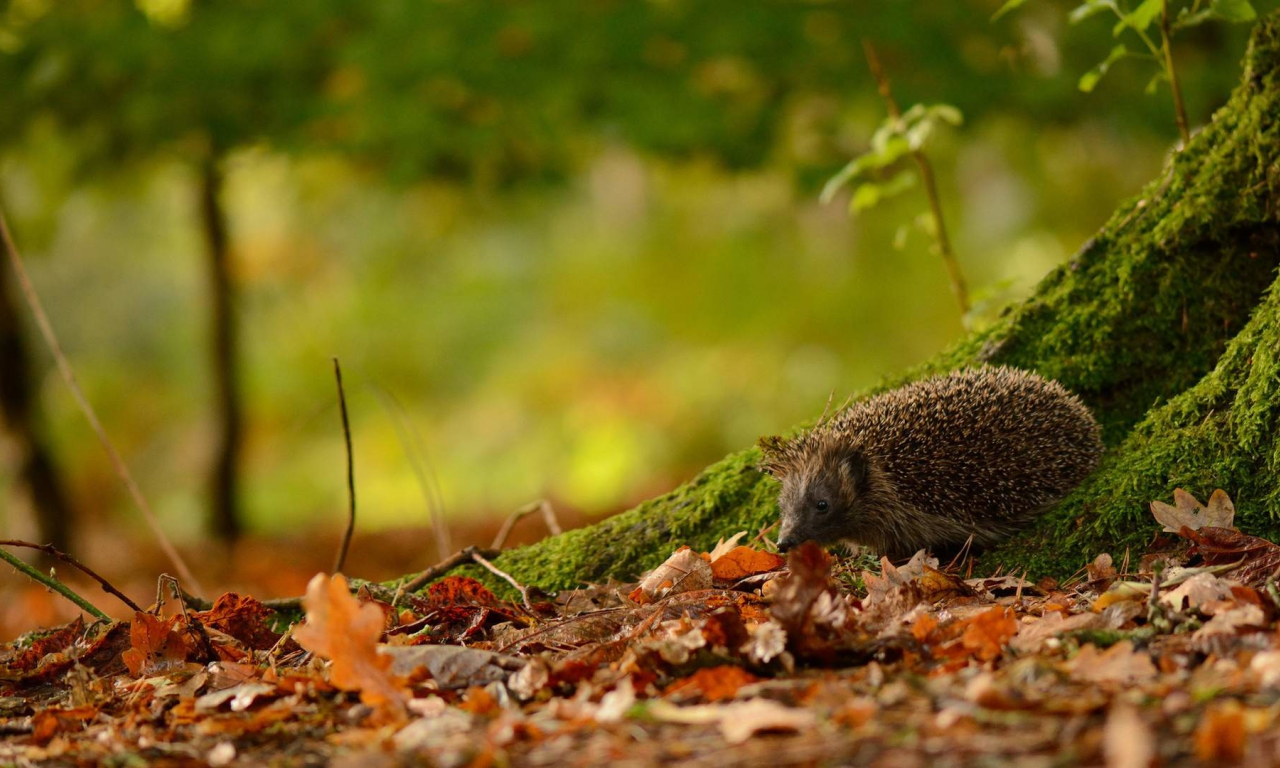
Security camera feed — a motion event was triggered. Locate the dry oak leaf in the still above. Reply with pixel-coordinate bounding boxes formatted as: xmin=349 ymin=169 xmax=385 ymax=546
xmin=1151 ymin=488 xmax=1235 ymax=533
xmin=709 ymin=546 xmax=786 ymax=582
xmin=1103 ymin=701 xmax=1155 ymax=768
xmin=1160 ymin=572 xmax=1236 ymax=613
xmin=293 ymin=572 xmax=407 ymax=708
xmin=122 ymin=611 xmax=188 ymax=677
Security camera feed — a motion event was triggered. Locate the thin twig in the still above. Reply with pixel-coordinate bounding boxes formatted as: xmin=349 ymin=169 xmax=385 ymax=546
xmin=492 ymin=499 xmax=563 ymax=550
xmin=1159 ymin=0 xmax=1191 ymax=148
xmin=0 ymin=208 xmax=202 ymax=594
xmin=0 ymin=546 xmax=108 ymax=619
xmin=862 ymin=39 xmax=970 ymax=316
xmin=0 ymin=540 xmax=142 ymax=613
xmin=332 ymin=358 xmax=357 ymax=574
xmin=471 ymin=551 xmax=533 ymax=611
xmin=402 ymin=545 xmax=501 ymax=593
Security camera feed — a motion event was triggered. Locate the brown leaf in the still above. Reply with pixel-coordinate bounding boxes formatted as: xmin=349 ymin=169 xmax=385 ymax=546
xmin=636 ymin=548 xmax=713 ymax=602
xmin=5 ymin=616 xmax=84 ymax=673
xmin=1067 ymin=641 xmax=1156 ymax=686
xmin=1194 ymin=701 xmax=1245 ymax=763
xmin=1183 ymin=526 xmax=1280 ymax=586
xmin=293 ymin=573 xmax=407 ymax=708
xmin=663 ymin=665 xmax=759 ymax=702
xmin=1103 ymin=701 xmax=1155 ymax=768
xmin=1151 ymin=488 xmax=1235 ymax=533
xmin=425 ymin=576 xmax=500 ymax=607
xmin=123 ymin=612 xmax=188 ymax=677
xmin=957 ymin=606 xmax=1017 ymax=662
xmin=1160 ymin=572 xmax=1236 ymax=613
xmin=195 ymin=593 xmax=280 ymax=651
xmin=30 ymin=705 xmax=97 ymax=746
xmin=709 ymin=546 xmax=786 ymax=582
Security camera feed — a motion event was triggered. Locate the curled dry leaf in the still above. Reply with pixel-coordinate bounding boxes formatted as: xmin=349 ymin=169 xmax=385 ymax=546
xmin=1151 ymin=488 xmax=1235 ymax=533
xmin=631 ymin=548 xmax=713 ymax=604
xmin=293 ymin=572 xmax=406 ymax=708
xmin=1160 ymin=572 xmax=1236 ymax=613
xmin=1182 ymin=526 xmax=1280 ymax=587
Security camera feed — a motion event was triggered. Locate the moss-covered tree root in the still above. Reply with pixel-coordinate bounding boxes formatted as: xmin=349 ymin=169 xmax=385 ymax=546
xmin=410 ymin=14 xmax=1280 ymax=593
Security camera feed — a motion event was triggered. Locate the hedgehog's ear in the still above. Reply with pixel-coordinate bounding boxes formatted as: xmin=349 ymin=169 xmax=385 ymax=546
xmin=838 ymin=449 xmax=869 ymax=493
xmin=757 ymin=435 xmax=789 ymax=477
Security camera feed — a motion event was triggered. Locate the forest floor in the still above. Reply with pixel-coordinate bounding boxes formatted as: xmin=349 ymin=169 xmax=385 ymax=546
xmin=3 ymin=490 xmax=1280 ymax=767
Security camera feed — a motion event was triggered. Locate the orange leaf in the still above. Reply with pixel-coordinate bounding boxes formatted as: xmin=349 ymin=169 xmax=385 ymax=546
xmin=1194 ymin=701 xmax=1245 ymax=762
xmin=911 ymin=614 xmax=939 ymax=644
xmin=663 ymin=665 xmax=759 ymax=702
xmin=293 ymin=573 xmax=407 ymax=709
xmin=123 ymin=612 xmax=188 ymax=677
xmin=958 ymin=606 xmax=1017 ymax=662
xmin=710 ymin=546 xmax=787 ymax=581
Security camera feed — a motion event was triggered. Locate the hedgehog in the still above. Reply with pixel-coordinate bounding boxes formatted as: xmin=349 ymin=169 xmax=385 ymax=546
xmin=758 ymin=366 xmax=1103 ymax=560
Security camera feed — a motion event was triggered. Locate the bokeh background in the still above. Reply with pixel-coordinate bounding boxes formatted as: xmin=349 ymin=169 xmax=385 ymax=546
xmin=0 ymin=0 xmax=1270 ymax=634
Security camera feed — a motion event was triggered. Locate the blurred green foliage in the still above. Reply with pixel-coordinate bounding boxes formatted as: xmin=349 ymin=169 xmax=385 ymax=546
xmin=0 ymin=0 xmax=1273 ymax=540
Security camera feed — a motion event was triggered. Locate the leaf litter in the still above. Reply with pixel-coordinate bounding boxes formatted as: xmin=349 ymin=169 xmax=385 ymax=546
xmin=5 ymin=491 xmax=1280 ymax=764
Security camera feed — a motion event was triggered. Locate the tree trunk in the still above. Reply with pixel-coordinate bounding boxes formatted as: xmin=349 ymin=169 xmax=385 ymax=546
xmin=199 ymin=155 xmax=243 ymax=542
xmin=413 ymin=15 xmax=1280 ymax=591
xmin=0 ymin=232 xmax=75 ymax=550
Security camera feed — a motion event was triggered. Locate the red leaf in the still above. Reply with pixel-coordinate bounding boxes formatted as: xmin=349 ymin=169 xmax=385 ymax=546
xmin=195 ymin=593 xmax=280 ymax=651
xmin=123 ymin=612 xmax=188 ymax=677
xmin=426 ymin=576 xmax=500 ymax=607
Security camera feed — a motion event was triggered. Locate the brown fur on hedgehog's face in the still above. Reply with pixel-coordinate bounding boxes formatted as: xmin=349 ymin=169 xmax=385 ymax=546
xmin=760 ymin=436 xmax=868 ymax=552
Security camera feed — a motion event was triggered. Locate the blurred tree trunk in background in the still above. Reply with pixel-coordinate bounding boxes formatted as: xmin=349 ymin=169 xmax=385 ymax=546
xmin=0 ymin=215 xmax=74 ymax=550
xmin=199 ymin=155 xmax=243 ymax=542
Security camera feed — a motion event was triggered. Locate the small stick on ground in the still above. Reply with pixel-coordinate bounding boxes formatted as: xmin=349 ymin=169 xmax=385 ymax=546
xmin=862 ymin=39 xmax=969 ymax=316
xmin=492 ymin=499 xmax=563 ymax=550
xmin=403 ymin=545 xmax=501 ymax=593
xmin=0 ymin=209 xmax=202 ymax=594
xmin=332 ymin=358 xmax=357 ymax=574
xmin=0 ymin=546 xmax=108 ymax=620
xmin=0 ymin=539 xmax=142 ymax=613
xmin=471 ymin=550 xmax=533 ymax=611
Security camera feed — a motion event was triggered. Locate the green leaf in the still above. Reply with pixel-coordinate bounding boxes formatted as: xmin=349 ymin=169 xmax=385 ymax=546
xmin=1078 ymin=44 xmax=1128 ymax=92
xmin=1145 ymin=69 xmax=1168 ymax=95
xmin=928 ymin=104 xmax=964 ymax=126
xmin=1210 ymin=0 xmax=1257 ymax=23
xmin=1173 ymin=7 xmax=1216 ymax=29
xmin=991 ymin=0 xmax=1030 ymax=21
xmin=850 ymin=169 xmax=916 ymax=213
xmin=1111 ymin=0 xmax=1162 ymax=36
xmin=1069 ymin=0 xmax=1119 ymax=25
xmin=821 ymin=136 xmax=912 ymax=204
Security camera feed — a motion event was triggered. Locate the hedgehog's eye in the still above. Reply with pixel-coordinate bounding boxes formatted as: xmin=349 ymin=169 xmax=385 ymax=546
xmin=816 ymin=500 xmax=829 ymax=513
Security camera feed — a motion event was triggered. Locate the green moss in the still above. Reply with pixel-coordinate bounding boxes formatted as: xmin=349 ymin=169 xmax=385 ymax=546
xmin=400 ymin=14 xmax=1280 ymax=593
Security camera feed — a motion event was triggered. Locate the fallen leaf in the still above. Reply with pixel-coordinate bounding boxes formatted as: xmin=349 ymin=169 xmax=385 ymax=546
xmin=634 ymin=548 xmax=713 ymax=603
xmin=1182 ymin=526 xmax=1280 ymax=586
xmin=1191 ymin=603 xmax=1266 ymax=641
xmin=425 ymin=576 xmax=500 ymax=607
xmin=646 ymin=699 xmax=816 ymax=744
xmin=709 ymin=546 xmax=786 ymax=581
xmin=1067 ymin=641 xmax=1156 ymax=686
xmin=122 ymin=612 xmax=188 ymax=678
xmin=1160 ymin=572 xmax=1235 ymax=613
xmin=195 ymin=593 xmax=280 ymax=651
xmin=957 ymin=606 xmax=1018 ymax=662
xmin=1151 ymin=488 xmax=1235 ymax=533
xmin=663 ymin=665 xmax=759 ymax=702
xmin=293 ymin=573 xmax=406 ymax=708
xmin=195 ymin=682 xmax=277 ymax=713
xmin=382 ymin=645 xmax=524 ymax=689
xmin=30 ymin=705 xmax=97 ymax=746
xmin=708 ymin=532 xmax=748 ymax=562
xmin=1103 ymin=701 xmax=1154 ymax=768
xmin=4 ymin=617 xmax=85 ymax=674
xmin=1194 ymin=701 xmax=1245 ymax=763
